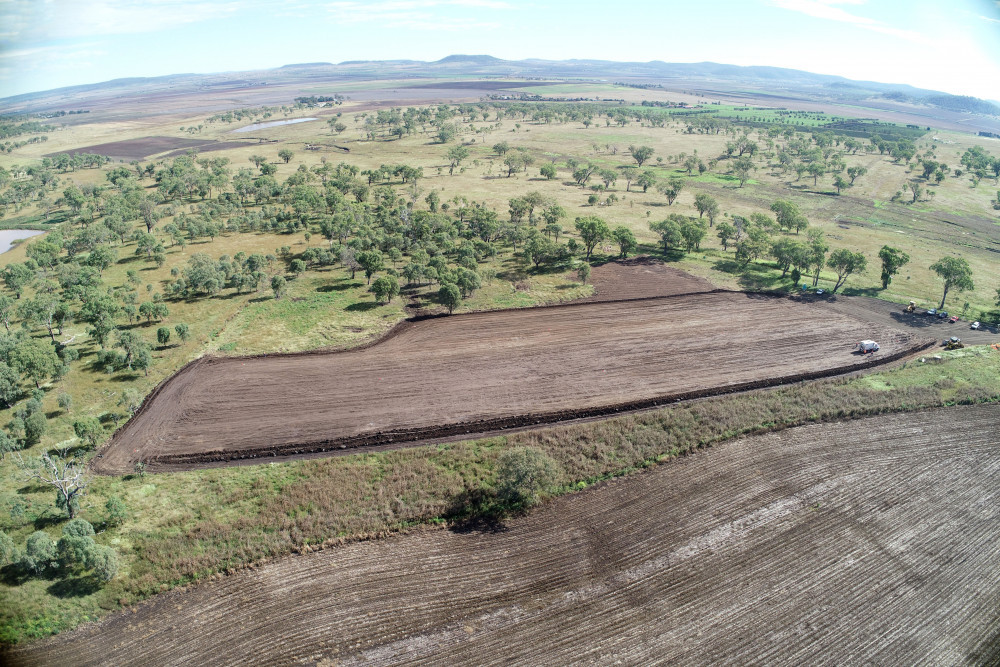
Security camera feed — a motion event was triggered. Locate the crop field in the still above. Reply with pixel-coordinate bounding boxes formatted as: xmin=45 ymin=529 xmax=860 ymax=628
xmin=97 ymin=290 xmax=927 ymax=473
xmin=10 ymin=403 xmax=1000 ymax=666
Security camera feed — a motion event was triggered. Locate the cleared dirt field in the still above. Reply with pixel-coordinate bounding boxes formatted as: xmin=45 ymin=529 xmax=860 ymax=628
xmin=12 ymin=403 xmax=1000 ymax=666
xmin=44 ymin=136 xmax=258 ymax=160
xmin=96 ymin=291 xmax=927 ymax=473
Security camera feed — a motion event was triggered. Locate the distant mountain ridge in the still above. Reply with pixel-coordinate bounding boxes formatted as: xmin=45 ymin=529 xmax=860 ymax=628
xmin=2 ymin=55 xmax=997 ymax=117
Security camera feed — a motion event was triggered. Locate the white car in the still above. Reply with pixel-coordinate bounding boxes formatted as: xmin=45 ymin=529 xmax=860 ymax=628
xmin=815 ymin=289 xmax=825 ymax=295
xmin=971 ymin=321 xmax=980 ymax=330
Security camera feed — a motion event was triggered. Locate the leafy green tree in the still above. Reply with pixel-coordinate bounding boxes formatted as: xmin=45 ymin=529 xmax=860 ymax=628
xmin=10 ymin=338 xmax=60 ymax=388
xmin=930 ymin=256 xmax=974 ymax=309
xmin=629 ymin=145 xmax=654 ymax=167
xmin=370 ymin=276 xmax=399 ymax=304
xmin=649 ymin=218 xmax=682 ymax=254
xmin=174 ymin=323 xmax=190 ymax=342
xmin=693 ymin=194 xmax=719 ymax=226
xmin=156 ymin=327 xmax=171 ymax=347
xmin=3 ymin=263 xmax=35 ymax=299
xmin=438 ymin=282 xmax=461 ymax=314
xmin=659 ymin=177 xmax=684 ymax=205
xmin=270 ymin=275 xmax=287 ymax=300
xmin=24 ymin=410 xmax=46 ymax=446
xmin=57 ymin=391 xmax=71 ymax=412
xmin=539 ymin=164 xmax=557 ymax=180
xmin=833 ymin=174 xmax=849 ymax=194
xmin=636 ymin=170 xmax=657 ymax=193
xmin=828 ymin=249 xmax=867 ymax=293
xmin=355 ymin=250 xmax=383 ymax=284
xmin=716 ymin=221 xmax=737 ymax=251
xmin=611 ymin=226 xmax=637 ymax=258
xmin=86 ymin=245 xmax=117 ymax=275
xmin=494 ymin=446 xmax=560 ymax=508
xmin=846 ymin=165 xmax=868 ymax=184
xmin=115 ymin=329 xmax=152 ymax=375
xmin=877 ymin=246 xmax=910 ymax=289
xmin=446 ymin=145 xmax=469 ymax=174
xmin=0 ymin=294 xmax=14 ymax=332
xmin=574 ymin=216 xmax=610 ymax=260
xmin=577 ymin=262 xmax=591 ymax=284
xmin=732 ymin=157 xmax=756 ymax=187
xmin=278 ymin=148 xmax=294 ymax=163
xmin=73 ymin=416 xmax=104 ymax=448
xmin=735 ymin=226 xmax=772 ymax=267
xmin=679 ymin=217 xmax=708 ymax=252
xmin=0 ymin=361 xmax=21 ymax=407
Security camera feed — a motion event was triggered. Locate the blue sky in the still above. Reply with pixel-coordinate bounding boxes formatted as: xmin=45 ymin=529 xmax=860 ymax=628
xmin=1 ymin=0 xmax=999 ymax=100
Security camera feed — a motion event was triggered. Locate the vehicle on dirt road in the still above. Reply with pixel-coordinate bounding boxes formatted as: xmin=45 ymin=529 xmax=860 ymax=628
xmin=857 ymin=340 xmax=880 ymax=354
xmin=971 ymin=321 xmax=981 ymax=330
xmin=927 ymin=309 xmax=937 ymax=316
xmin=938 ymin=311 xmax=949 ymax=319
xmin=949 ymin=315 xmax=959 ymax=323
xmin=942 ymin=336 xmax=963 ymax=349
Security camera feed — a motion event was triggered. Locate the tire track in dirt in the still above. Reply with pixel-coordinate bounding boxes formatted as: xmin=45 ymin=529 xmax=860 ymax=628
xmin=10 ymin=403 xmax=1000 ymax=665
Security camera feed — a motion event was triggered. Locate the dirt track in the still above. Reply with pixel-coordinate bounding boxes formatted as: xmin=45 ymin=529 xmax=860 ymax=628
xmin=96 ymin=290 xmax=927 ymax=473
xmin=13 ymin=403 xmax=1000 ymax=666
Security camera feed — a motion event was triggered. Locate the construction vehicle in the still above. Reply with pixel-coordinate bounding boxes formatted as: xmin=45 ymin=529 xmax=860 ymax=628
xmin=943 ymin=336 xmax=964 ymax=350
xmin=857 ymin=340 xmax=880 ymax=354
xmin=905 ymin=301 xmax=916 ymax=313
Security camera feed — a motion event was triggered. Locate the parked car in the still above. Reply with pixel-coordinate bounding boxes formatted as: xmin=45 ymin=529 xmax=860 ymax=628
xmin=926 ymin=308 xmax=937 ymax=316
xmin=815 ymin=289 xmax=825 ymax=295
xmin=937 ymin=311 xmax=948 ymax=319
xmin=971 ymin=321 xmax=981 ymax=330
xmin=949 ymin=315 xmax=959 ymax=323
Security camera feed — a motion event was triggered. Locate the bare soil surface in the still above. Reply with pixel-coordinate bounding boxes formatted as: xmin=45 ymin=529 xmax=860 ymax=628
xmin=95 ymin=290 xmax=927 ymax=473
xmin=12 ymin=403 xmax=1000 ymax=666
xmin=44 ymin=136 xmax=259 ymax=160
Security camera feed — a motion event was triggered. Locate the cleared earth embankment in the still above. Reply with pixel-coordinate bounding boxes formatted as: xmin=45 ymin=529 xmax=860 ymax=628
xmin=13 ymin=403 xmax=1000 ymax=665
xmin=96 ymin=290 xmax=927 ymax=473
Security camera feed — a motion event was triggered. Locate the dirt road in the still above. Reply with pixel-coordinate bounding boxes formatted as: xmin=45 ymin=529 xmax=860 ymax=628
xmin=13 ymin=403 xmax=1000 ymax=665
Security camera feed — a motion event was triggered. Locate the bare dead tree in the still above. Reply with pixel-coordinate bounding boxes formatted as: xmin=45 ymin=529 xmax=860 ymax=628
xmin=17 ymin=450 xmax=90 ymax=519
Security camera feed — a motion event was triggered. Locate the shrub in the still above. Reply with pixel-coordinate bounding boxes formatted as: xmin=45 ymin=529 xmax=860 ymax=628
xmin=20 ymin=531 xmax=56 ymax=574
xmin=105 ymin=496 xmax=128 ymax=527
xmin=494 ymin=446 xmax=560 ymax=508
xmin=0 ymin=530 xmax=15 ymax=566
xmin=90 ymin=545 xmax=119 ymax=582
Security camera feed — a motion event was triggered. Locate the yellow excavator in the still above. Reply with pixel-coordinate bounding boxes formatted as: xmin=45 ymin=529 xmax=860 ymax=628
xmin=905 ymin=301 xmax=916 ymax=313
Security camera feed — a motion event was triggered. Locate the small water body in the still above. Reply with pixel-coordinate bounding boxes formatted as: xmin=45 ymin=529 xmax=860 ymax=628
xmin=232 ymin=117 xmax=318 ymax=133
xmin=0 ymin=229 xmax=44 ymax=254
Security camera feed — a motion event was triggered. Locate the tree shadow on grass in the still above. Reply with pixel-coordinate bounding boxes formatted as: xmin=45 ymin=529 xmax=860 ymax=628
xmin=345 ymin=301 xmax=379 ymax=312
xmin=48 ymin=575 xmax=102 ymax=598
xmin=842 ymin=286 xmax=883 ymax=298
xmin=317 ymin=282 xmax=354 ymax=292
xmin=444 ymin=488 xmax=510 ymax=535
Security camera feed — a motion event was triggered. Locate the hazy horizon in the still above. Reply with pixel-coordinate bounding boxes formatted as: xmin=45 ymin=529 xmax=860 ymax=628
xmin=2 ymin=0 xmax=999 ymax=101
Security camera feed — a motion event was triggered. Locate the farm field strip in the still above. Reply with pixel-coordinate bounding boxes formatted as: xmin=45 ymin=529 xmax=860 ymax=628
xmin=97 ymin=291 xmax=925 ymax=473
xmin=14 ymin=403 xmax=1000 ymax=666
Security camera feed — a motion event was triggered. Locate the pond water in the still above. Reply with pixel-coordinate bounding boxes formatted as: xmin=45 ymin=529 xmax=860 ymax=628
xmin=232 ymin=118 xmax=318 ymax=133
xmin=0 ymin=229 xmax=44 ymax=254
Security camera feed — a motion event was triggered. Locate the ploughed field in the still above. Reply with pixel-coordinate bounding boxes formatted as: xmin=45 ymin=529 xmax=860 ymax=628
xmin=14 ymin=404 xmax=1000 ymax=665
xmin=97 ymin=290 xmax=926 ymax=473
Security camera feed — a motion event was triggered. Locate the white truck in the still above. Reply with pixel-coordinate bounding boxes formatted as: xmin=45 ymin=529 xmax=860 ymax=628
xmin=857 ymin=340 xmax=880 ymax=354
